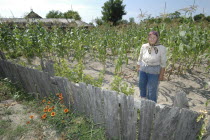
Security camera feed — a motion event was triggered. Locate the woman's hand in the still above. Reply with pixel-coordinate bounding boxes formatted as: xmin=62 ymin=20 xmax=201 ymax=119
xmin=159 ymin=75 xmax=164 ymax=81
xmin=159 ymin=68 xmax=165 ymax=81
xmin=136 ymin=65 xmax=140 ymax=72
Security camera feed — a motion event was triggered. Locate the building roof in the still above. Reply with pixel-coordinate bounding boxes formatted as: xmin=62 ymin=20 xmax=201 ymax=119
xmin=0 ymin=18 xmax=94 ymax=28
xmin=25 ymin=10 xmax=42 ymax=19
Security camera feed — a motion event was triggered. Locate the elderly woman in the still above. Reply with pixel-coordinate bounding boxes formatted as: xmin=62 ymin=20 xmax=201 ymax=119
xmin=137 ymin=31 xmax=167 ymax=103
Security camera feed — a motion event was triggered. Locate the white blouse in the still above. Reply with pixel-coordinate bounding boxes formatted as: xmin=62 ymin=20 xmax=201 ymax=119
xmin=137 ymin=43 xmax=167 ymax=68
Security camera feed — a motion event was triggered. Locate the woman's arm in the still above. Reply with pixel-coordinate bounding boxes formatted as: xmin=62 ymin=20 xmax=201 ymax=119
xmin=159 ymin=46 xmax=167 ymax=81
xmin=159 ymin=67 xmax=165 ymax=81
xmin=136 ymin=65 xmax=140 ymax=72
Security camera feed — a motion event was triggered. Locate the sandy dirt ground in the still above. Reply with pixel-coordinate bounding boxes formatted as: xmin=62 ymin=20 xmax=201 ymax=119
xmin=81 ymin=56 xmax=210 ymax=113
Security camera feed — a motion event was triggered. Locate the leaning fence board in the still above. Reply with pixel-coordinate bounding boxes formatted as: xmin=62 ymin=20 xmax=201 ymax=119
xmin=23 ymin=68 xmax=36 ymax=93
xmin=87 ymin=84 xmax=97 ymax=119
xmin=84 ymin=84 xmax=93 ymax=117
xmin=17 ymin=65 xmax=33 ymax=93
xmin=93 ymin=87 xmax=105 ymax=127
xmin=118 ymin=93 xmax=136 ymax=140
xmin=70 ymin=82 xmax=80 ymax=111
xmin=138 ymin=99 xmax=156 ymax=140
xmin=103 ymin=90 xmax=120 ymax=139
xmin=79 ymin=82 xmax=88 ymax=115
xmin=174 ymin=108 xmax=203 ymax=140
xmin=0 ymin=60 xmax=5 ymax=78
xmin=6 ymin=61 xmax=16 ymax=83
xmin=151 ymin=106 xmax=180 ymax=140
xmin=20 ymin=67 xmax=34 ymax=93
xmin=53 ymin=77 xmax=70 ymax=106
xmin=62 ymin=78 xmax=72 ymax=108
xmin=2 ymin=61 xmax=9 ymax=79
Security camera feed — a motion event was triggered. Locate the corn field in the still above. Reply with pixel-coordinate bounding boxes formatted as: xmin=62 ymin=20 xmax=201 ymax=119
xmin=0 ymin=21 xmax=209 ymax=94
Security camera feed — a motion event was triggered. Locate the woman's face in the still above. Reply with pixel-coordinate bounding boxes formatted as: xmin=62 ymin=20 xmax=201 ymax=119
xmin=148 ymin=34 xmax=158 ymax=45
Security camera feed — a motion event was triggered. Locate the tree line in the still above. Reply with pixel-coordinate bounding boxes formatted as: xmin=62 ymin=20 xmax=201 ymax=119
xmin=44 ymin=0 xmax=210 ymax=26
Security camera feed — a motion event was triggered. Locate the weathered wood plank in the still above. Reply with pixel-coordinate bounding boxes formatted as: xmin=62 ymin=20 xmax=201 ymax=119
xmin=0 ymin=51 xmax=6 ymax=60
xmin=61 ymin=78 xmax=72 ymax=108
xmin=3 ymin=60 xmax=12 ymax=80
xmin=103 ymin=90 xmax=120 ymax=139
xmin=84 ymin=84 xmax=93 ymax=117
xmin=79 ymin=82 xmax=88 ymax=115
xmin=0 ymin=60 xmax=6 ymax=78
xmin=173 ymin=90 xmax=189 ymax=109
xmin=93 ymin=87 xmax=105 ymax=127
xmin=87 ymin=84 xmax=97 ymax=119
xmin=70 ymin=82 xmax=81 ymax=112
xmin=138 ymin=99 xmax=156 ymax=140
xmin=16 ymin=65 xmax=32 ymax=93
xmin=53 ymin=77 xmax=71 ymax=106
xmin=118 ymin=93 xmax=136 ymax=140
xmin=151 ymin=106 xmax=180 ymax=140
xmin=174 ymin=108 xmax=203 ymax=140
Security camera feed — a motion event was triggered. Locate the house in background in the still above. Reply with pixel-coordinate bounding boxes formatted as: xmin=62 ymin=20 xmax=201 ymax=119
xmin=0 ymin=10 xmax=93 ymax=28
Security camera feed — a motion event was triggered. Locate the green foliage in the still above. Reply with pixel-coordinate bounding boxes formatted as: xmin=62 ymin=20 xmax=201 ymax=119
xmin=101 ymin=0 xmax=126 ymax=25
xmin=0 ymin=18 xmax=209 ymax=88
xmin=194 ymin=13 xmax=205 ymax=21
xmin=46 ymin=10 xmax=63 ymax=18
xmin=38 ymin=93 xmax=106 ymax=139
xmin=54 ymin=59 xmax=104 ymax=87
xmin=129 ymin=17 xmax=135 ymax=24
xmin=0 ymin=78 xmax=105 ymax=139
xmin=205 ymin=16 xmax=210 ymax=22
xmin=111 ymin=75 xmax=134 ymax=95
xmin=63 ymin=10 xmax=81 ymax=20
xmin=196 ymin=109 xmax=208 ymax=140
xmin=46 ymin=10 xmax=81 ymax=20
xmin=95 ymin=17 xmax=104 ymax=26
xmin=169 ymin=11 xmax=181 ymax=19
xmin=0 ymin=78 xmax=34 ymax=101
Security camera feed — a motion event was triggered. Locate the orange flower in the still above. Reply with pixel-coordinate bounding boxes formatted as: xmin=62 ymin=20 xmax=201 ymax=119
xmin=45 ymin=105 xmax=50 ymax=109
xmin=42 ymin=99 xmax=46 ymax=103
xmin=26 ymin=121 xmax=30 ymax=124
xmin=64 ymin=109 xmax=69 ymax=113
xmin=51 ymin=112 xmax=56 ymax=117
xmin=59 ymin=93 xmax=63 ymax=98
xmin=51 ymin=106 xmax=55 ymax=109
xmin=59 ymin=96 xmax=64 ymax=100
xmin=41 ymin=114 xmax=47 ymax=119
xmin=29 ymin=115 xmax=34 ymax=119
xmin=48 ymin=101 xmax=51 ymax=104
xmin=48 ymin=108 xmax=52 ymax=112
xmin=43 ymin=108 xmax=48 ymax=112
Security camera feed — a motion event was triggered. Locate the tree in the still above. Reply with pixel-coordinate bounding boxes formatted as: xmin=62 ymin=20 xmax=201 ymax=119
xmin=169 ymin=11 xmax=181 ymax=19
xmin=46 ymin=10 xmax=63 ymax=18
xmin=205 ymin=16 xmax=210 ymax=22
xmin=129 ymin=17 xmax=135 ymax=24
xmin=194 ymin=13 xmax=205 ymax=21
xmin=95 ymin=17 xmax=104 ymax=26
xmin=63 ymin=10 xmax=81 ymax=20
xmin=117 ymin=19 xmax=128 ymax=25
xmin=101 ymin=0 xmax=126 ymax=25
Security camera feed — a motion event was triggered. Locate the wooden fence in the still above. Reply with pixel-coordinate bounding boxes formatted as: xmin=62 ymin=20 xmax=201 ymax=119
xmin=0 ymin=59 xmax=204 ymax=140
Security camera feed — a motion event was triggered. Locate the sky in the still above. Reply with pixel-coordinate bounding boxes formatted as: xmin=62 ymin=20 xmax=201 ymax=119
xmin=0 ymin=0 xmax=210 ymax=23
